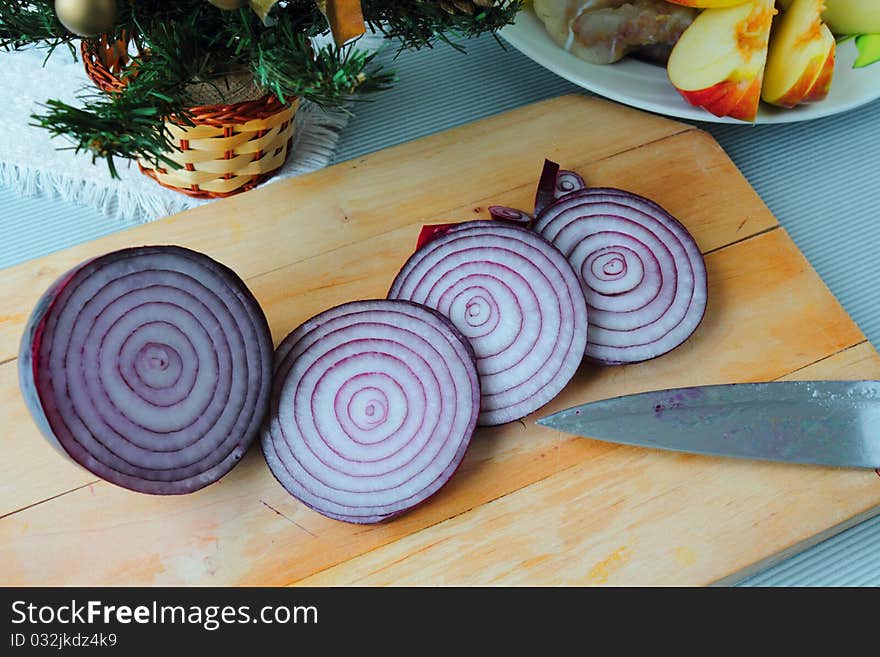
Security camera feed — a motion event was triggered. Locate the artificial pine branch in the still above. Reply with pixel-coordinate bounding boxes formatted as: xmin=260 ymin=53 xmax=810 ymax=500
xmin=0 ymin=0 xmax=74 ymax=52
xmin=363 ymin=0 xmax=522 ymax=51
xmin=255 ymin=39 xmax=394 ymax=106
xmin=31 ymin=4 xmax=392 ymax=174
xmin=254 ymin=12 xmax=394 ymax=106
xmin=33 ymin=91 xmax=181 ymax=178
xmin=10 ymin=0 xmax=519 ymax=177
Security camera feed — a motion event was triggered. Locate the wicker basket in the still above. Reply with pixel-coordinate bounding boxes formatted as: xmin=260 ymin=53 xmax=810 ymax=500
xmin=81 ymin=35 xmax=298 ymax=198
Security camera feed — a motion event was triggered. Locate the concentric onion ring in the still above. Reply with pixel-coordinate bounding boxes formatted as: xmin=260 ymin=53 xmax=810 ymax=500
xmin=261 ymin=300 xmax=480 ymax=524
xmin=388 ymin=221 xmax=588 ymax=426
xmin=534 ymin=188 xmax=707 ymax=365
xmin=18 ymin=246 xmax=273 ymax=494
xmin=555 ymin=170 xmax=587 ymax=198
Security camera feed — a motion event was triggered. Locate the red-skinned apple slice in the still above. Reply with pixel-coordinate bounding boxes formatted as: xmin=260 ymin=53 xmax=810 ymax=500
xmin=803 ymin=44 xmax=835 ymax=103
xmin=726 ymin=75 xmax=763 ymax=122
xmin=676 ymin=78 xmax=751 ymax=119
xmin=762 ymin=0 xmax=836 ymax=108
xmin=667 ymin=0 xmax=776 ymax=122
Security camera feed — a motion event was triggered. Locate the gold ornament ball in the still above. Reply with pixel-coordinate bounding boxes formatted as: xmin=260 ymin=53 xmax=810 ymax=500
xmin=205 ymin=0 xmax=250 ymax=9
xmin=54 ymin=0 xmax=118 ymax=37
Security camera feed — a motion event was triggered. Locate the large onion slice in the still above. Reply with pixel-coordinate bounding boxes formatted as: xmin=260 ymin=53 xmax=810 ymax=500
xmin=18 ymin=246 xmax=273 ymax=495
xmin=261 ymin=300 xmax=480 ymax=524
xmin=534 ymin=188 xmax=707 ymax=365
xmin=388 ymin=221 xmax=588 ymax=426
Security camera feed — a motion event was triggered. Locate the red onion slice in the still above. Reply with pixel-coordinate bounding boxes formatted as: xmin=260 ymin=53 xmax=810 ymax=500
xmin=534 ymin=159 xmax=561 ymax=215
xmin=534 ymin=188 xmax=707 ymax=365
xmin=18 ymin=246 xmax=273 ymax=494
xmin=388 ymin=221 xmax=588 ymax=426
xmin=488 ymin=206 xmax=532 ymax=226
xmin=262 ymin=300 xmax=480 ymax=524
xmin=555 ymin=170 xmax=587 ymax=198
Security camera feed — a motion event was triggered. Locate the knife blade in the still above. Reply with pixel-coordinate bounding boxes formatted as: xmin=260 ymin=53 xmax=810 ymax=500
xmin=537 ymin=381 xmax=880 ymax=469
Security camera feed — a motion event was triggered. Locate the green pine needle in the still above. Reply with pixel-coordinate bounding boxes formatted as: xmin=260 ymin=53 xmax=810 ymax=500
xmin=0 ymin=0 xmax=74 ymax=52
xmin=8 ymin=0 xmax=520 ymax=175
xmin=364 ymin=0 xmax=522 ymax=51
xmin=33 ymin=91 xmax=182 ymax=177
xmin=254 ymin=32 xmax=394 ymax=107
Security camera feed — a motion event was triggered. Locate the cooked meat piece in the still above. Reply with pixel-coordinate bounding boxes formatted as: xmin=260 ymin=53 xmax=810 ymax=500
xmin=630 ymin=43 xmax=675 ymax=66
xmin=534 ymin=0 xmax=697 ymax=65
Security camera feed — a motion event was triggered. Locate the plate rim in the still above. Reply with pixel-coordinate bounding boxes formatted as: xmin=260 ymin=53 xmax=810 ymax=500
xmin=499 ymin=7 xmax=880 ymax=125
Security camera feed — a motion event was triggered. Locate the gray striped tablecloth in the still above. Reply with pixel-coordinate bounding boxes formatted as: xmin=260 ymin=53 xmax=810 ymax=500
xmin=2 ymin=34 xmax=878 ymax=586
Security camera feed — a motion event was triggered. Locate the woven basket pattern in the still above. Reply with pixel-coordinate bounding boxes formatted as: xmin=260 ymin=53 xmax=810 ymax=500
xmin=81 ymin=37 xmax=297 ymax=198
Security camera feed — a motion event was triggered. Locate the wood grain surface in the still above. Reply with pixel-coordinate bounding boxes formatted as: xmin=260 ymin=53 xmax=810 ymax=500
xmin=1 ymin=95 xmax=876 ymax=586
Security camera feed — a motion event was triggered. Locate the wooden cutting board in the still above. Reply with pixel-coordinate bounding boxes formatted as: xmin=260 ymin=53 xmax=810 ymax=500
xmin=2 ymin=95 xmax=878 ymax=586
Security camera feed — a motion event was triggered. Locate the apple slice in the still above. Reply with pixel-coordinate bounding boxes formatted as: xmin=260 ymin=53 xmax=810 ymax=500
xmin=802 ymin=43 xmax=836 ymax=102
xmin=667 ymin=0 xmax=776 ymax=122
xmin=778 ymin=0 xmax=880 ymax=36
xmin=762 ymin=0 xmax=836 ymax=108
xmin=854 ymin=34 xmax=880 ymax=69
xmin=725 ymin=75 xmax=764 ymax=122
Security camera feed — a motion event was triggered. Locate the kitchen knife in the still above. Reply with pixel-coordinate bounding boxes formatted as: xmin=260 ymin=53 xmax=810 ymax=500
xmin=537 ymin=381 xmax=880 ymax=469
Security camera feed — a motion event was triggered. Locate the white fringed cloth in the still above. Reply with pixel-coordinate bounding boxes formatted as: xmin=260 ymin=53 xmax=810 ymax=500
xmin=0 ymin=44 xmax=356 ymax=222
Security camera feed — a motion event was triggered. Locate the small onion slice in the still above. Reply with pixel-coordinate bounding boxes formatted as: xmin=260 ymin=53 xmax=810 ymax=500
xmin=262 ymin=300 xmax=480 ymax=524
xmin=534 ymin=188 xmax=707 ymax=365
xmin=19 ymin=246 xmax=273 ymax=494
xmin=488 ymin=205 xmax=532 ymax=226
xmin=555 ymin=170 xmax=587 ymax=198
xmin=388 ymin=221 xmax=588 ymax=426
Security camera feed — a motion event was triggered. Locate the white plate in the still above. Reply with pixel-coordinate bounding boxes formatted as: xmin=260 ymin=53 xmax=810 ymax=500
xmin=500 ymin=8 xmax=880 ymax=124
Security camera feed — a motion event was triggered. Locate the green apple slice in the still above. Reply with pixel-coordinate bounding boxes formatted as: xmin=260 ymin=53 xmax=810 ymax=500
xmin=854 ymin=34 xmax=880 ymax=68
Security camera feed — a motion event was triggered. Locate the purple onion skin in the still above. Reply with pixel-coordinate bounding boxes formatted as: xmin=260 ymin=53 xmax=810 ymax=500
xmin=488 ymin=206 xmax=532 ymax=227
xmin=19 ymin=258 xmax=95 ymax=459
xmin=534 ymin=159 xmax=561 ymax=216
xmin=19 ymin=246 xmax=274 ymax=495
